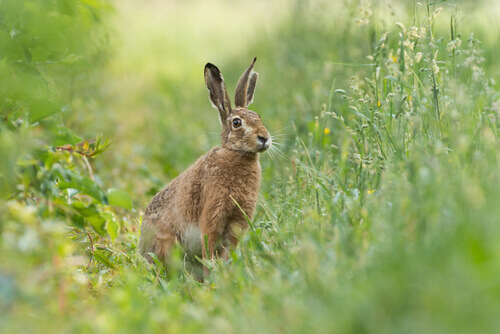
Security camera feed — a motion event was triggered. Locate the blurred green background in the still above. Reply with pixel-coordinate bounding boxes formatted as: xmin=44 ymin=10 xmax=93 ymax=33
xmin=1 ymin=0 xmax=500 ymax=332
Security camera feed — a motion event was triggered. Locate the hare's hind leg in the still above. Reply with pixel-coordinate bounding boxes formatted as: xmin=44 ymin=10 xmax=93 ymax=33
xmin=143 ymin=232 xmax=177 ymax=266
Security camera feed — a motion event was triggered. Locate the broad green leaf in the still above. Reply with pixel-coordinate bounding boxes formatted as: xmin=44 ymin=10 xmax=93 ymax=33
xmin=71 ymin=213 xmax=85 ymax=229
xmin=71 ymin=201 xmax=100 ymax=218
xmin=51 ymin=127 xmax=83 ymax=146
xmin=87 ymin=216 xmax=107 ymax=236
xmin=29 ymin=98 xmax=61 ymax=123
xmin=107 ymin=188 xmax=132 ymax=209
xmin=100 ymin=211 xmax=120 ymax=242
xmin=55 ymin=167 xmax=108 ymax=204
xmin=93 ymin=249 xmax=116 ymax=270
xmin=107 ymin=218 xmax=120 ymax=243
xmin=71 ymin=202 xmax=106 ymax=235
xmin=0 ymin=31 xmax=24 ymax=62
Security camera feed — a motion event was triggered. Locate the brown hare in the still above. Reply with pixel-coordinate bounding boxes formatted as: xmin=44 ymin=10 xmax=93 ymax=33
xmin=139 ymin=58 xmax=271 ymax=277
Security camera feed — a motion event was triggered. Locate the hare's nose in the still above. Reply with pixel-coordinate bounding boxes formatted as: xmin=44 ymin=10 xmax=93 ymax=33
xmin=257 ymin=135 xmax=268 ymax=145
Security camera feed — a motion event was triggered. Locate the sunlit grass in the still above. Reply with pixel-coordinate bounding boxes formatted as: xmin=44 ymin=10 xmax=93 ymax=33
xmin=1 ymin=0 xmax=500 ymax=332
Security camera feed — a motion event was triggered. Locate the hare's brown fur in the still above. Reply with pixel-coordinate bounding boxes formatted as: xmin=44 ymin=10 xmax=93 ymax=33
xmin=139 ymin=59 xmax=270 ymax=276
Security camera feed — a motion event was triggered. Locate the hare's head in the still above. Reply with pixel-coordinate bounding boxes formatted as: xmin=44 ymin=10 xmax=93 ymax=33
xmin=204 ymin=58 xmax=271 ymax=153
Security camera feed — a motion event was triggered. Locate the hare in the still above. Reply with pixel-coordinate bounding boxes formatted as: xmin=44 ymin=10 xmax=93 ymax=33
xmin=139 ymin=58 xmax=271 ymax=277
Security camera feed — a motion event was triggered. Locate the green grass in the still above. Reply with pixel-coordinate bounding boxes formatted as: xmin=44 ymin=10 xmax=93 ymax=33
xmin=1 ymin=0 xmax=500 ymax=332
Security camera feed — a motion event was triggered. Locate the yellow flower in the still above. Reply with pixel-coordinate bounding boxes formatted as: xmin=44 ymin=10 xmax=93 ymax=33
xmin=324 ymin=127 xmax=331 ymax=135
xmin=377 ymin=101 xmax=381 ymax=107
xmin=367 ymin=189 xmax=375 ymax=194
xmin=392 ymin=56 xmax=398 ymax=63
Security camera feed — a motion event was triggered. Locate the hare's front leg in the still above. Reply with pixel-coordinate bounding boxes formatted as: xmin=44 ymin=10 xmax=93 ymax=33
xmin=219 ymin=223 xmax=246 ymax=261
xmin=200 ymin=230 xmax=221 ymax=278
xmin=199 ymin=204 xmax=228 ymax=277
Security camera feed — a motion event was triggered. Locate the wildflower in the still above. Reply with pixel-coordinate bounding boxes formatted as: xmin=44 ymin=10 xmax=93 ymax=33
xmin=324 ymin=127 xmax=331 ymax=135
xmin=431 ymin=7 xmax=443 ymax=20
xmin=431 ymin=51 xmax=440 ymax=75
xmin=367 ymin=189 xmax=375 ymax=194
xmin=447 ymin=38 xmax=462 ymax=52
xmin=407 ymin=26 xmax=419 ymax=39
xmin=419 ymin=27 xmax=426 ymax=38
xmin=472 ymin=64 xmax=485 ymax=81
xmin=432 ymin=60 xmax=440 ymax=74
xmin=463 ymin=56 xmax=474 ymax=67
xmin=403 ymin=39 xmax=415 ymax=50
xmin=377 ymin=101 xmax=381 ymax=107
xmin=391 ymin=56 xmax=398 ymax=63
xmin=356 ymin=0 xmax=372 ymax=26
xmin=415 ymin=52 xmax=423 ymax=63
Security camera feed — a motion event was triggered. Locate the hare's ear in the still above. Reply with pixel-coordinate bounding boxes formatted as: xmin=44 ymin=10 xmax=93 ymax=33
xmin=205 ymin=63 xmax=232 ymax=124
xmin=234 ymin=57 xmax=259 ymax=108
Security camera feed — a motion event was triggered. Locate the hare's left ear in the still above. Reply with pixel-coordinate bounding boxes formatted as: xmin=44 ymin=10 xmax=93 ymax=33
xmin=234 ymin=57 xmax=258 ymax=108
xmin=205 ymin=63 xmax=232 ymax=126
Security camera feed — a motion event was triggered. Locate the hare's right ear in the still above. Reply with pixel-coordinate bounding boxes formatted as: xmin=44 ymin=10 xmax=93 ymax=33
xmin=234 ymin=57 xmax=258 ymax=108
xmin=204 ymin=63 xmax=232 ymax=125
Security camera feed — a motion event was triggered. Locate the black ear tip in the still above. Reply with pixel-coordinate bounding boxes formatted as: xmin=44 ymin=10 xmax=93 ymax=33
xmin=205 ymin=62 xmax=219 ymax=72
xmin=252 ymin=57 xmax=257 ymax=64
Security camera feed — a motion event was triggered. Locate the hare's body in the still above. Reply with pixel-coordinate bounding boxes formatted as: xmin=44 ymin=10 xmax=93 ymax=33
xmin=140 ymin=147 xmax=260 ymax=261
xmin=139 ymin=59 xmax=270 ymax=276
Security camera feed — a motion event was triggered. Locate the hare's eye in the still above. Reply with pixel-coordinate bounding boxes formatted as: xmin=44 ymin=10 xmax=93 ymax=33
xmin=233 ymin=118 xmax=242 ymax=128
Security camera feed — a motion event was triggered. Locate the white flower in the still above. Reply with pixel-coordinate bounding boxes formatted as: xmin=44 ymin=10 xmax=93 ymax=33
xmin=420 ymin=27 xmax=427 ymax=38
xmin=407 ymin=27 xmax=419 ymax=39
xmin=415 ymin=52 xmax=423 ymax=63
xmin=404 ymin=40 xmax=415 ymax=50
xmin=432 ymin=59 xmax=440 ymax=75
xmin=431 ymin=7 xmax=443 ymax=20
xmin=446 ymin=38 xmax=462 ymax=52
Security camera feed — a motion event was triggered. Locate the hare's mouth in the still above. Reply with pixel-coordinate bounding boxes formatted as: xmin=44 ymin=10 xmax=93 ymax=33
xmin=257 ymin=146 xmax=268 ymax=152
xmin=256 ymin=138 xmax=271 ymax=152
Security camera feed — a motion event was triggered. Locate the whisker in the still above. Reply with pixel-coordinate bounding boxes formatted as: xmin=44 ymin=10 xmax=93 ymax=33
xmin=236 ymin=150 xmax=246 ymax=161
xmin=269 ymin=135 xmax=289 ymax=139
xmin=270 ymin=142 xmax=288 ymax=152
xmin=271 ymin=128 xmax=290 ymax=134
xmin=271 ymin=126 xmax=292 ymax=134
xmin=271 ymin=141 xmax=287 ymax=148
xmin=268 ymin=148 xmax=278 ymax=166
xmin=271 ymin=130 xmax=291 ymax=138
xmin=270 ymin=145 xmax=288 ymax=160
xmin=270 ymin=131 xmax=290 ymax=136
xmin=265 ymin=152 xmax=272 ymax=166
xmin=270 ymin=136 xmax=289 ymax=144
xmin=264 ymin=144 xmax=279 ymax=167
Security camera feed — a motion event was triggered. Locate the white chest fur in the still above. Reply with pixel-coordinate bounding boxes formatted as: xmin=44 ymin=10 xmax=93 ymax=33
xmin=180 ymin=225 xmax=202 ymax=256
